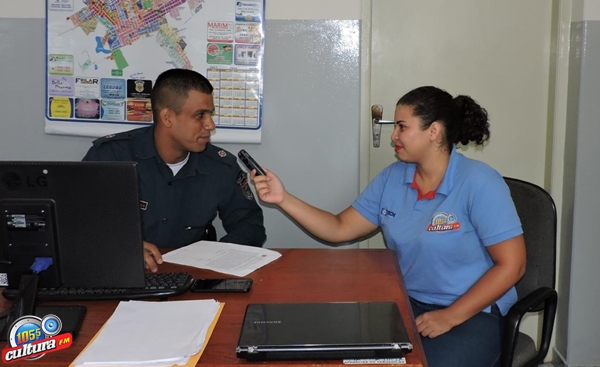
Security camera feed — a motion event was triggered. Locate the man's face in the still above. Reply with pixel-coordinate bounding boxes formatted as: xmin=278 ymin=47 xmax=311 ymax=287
xmin=170 ymin=90 xmax=216 ymax=153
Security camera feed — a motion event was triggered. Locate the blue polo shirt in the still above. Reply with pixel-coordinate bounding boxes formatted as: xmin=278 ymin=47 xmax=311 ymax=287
xmin=352 ymin=148 xmax=522 ymax=315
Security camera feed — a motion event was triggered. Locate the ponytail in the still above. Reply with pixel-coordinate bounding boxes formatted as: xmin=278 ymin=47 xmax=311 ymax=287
xmin=451 ymin=95 xmax=490 ymax=147
xmin=397 ymin=86 xmax=490 ymax=152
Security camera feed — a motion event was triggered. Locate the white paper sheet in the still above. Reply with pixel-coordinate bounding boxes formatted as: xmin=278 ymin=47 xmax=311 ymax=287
xmin=73 ymin=300 xmax=221 ymax=367
xmin=162 ymin=241 xmax=281 ymax=277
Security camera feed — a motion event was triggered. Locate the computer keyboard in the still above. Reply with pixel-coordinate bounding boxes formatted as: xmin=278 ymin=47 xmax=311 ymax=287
xmin=1 ymin=273 xmax=194 ymax=301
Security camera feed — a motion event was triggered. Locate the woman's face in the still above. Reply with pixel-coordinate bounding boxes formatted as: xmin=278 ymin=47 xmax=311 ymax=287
xmin=391 ymin=104 xmax=433 ymax=163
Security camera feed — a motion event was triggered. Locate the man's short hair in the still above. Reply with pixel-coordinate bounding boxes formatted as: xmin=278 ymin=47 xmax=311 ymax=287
xmin=151 ymin=69 xmax=214 ymax=122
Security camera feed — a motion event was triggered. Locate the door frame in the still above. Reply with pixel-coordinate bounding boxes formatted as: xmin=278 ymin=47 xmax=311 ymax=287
xmin=358 ymin=0 xmax=372 ymax=248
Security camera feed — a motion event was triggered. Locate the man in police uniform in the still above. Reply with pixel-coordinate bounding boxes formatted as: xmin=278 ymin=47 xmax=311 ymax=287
xmin=83 ymin=69 xmax=266 ymax=272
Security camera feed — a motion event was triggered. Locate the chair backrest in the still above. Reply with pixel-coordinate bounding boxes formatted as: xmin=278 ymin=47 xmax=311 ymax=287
xmin=504 ymin=177 xmax=557 ymax=311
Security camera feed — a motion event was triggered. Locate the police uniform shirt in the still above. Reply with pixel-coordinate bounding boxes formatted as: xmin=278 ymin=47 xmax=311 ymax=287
xmin=83 ymin=126 xmax=266 ymax=248
xmin=352 ymin=148 xmax=522 ymax=316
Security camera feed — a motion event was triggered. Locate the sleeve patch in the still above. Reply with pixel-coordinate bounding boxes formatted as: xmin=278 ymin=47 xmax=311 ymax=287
xmin=236 ymin=171 xmax=255 ymax=200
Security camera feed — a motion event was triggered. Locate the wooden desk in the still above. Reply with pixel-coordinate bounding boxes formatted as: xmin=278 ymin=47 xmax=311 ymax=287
xmin=0 ymin=249 xmax=427 ymax=366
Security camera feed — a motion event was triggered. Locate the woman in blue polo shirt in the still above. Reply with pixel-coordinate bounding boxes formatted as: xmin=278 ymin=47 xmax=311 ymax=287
xmin=250 ymin=86 xmax=526 ymax=367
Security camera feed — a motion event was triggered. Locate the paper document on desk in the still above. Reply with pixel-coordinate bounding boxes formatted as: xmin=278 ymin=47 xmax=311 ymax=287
xmin=162 ymin=240 xmax=281 ymax=277
xmin=72 ymin=299 xmax=221 ymax=367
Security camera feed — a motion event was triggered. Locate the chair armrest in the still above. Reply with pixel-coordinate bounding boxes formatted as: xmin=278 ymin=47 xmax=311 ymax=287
xmin=501 ymin=287 xmax=558 ymax=367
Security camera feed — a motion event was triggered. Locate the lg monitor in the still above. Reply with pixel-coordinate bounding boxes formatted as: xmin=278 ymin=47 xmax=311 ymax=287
xmin=0 ymin=161 xmax=146 ymax=290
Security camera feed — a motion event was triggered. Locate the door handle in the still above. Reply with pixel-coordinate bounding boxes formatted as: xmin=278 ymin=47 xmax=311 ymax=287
xmin=371 ymin=104 xmax=394 ymax=147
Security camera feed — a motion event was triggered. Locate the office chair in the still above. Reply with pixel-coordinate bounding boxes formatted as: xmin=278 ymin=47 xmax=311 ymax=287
xmin=502 ymin=177 xmax=558 ymax=367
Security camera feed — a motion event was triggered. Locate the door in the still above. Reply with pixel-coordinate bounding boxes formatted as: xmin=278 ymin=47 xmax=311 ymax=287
xmin=361 ymin=0 xmax=555 ymax=249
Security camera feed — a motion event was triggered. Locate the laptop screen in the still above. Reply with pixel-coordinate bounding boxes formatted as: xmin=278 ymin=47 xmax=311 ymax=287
xmin=237 ymin=301 xmax=412 ymax=361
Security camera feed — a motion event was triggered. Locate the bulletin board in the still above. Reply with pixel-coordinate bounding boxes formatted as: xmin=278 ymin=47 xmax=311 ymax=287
xmin=45 ymin=0 xmax=265 ymax=143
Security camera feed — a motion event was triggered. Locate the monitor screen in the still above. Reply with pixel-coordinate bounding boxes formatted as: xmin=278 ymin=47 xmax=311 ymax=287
xmin=0 ymin=161 xmax=145 ymax=289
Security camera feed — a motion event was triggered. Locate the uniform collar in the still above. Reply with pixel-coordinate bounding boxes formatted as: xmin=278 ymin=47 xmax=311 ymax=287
xmin=180 ymin=144 xmax=237 ymax=176
xmin=132 ymin=126 xmax=206 ymax=176
xmin=133 ymin=126 xmax=235 ymax=176
xmin=133 ymin=125 xmax=161 ymax=161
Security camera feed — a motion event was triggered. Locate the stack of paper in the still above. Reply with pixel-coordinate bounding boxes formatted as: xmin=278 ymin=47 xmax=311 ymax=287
xmin=72 ymin=300 xmax=222 ymax=367
xmin=162 ymin=240 xmax=282 ymax=277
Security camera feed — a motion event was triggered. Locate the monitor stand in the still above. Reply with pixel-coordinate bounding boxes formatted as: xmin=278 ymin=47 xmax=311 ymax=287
xmin=0 ymin=274 xmax=86 ymax=342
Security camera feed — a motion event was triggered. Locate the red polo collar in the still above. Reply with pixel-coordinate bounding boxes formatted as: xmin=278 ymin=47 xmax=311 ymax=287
xmin=411 ymin=172 xmax=437 ymax=200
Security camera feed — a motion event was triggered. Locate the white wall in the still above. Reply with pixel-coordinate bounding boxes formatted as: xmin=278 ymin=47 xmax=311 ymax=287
xmin=549 ymin=1 xmax=600 ymax=365
xmin=0 ymin=0 xmax=361 ymax=19
xmin=571 ymin=0 xmax=600 ymax=21
xmin=0 ymin=1 xmax=363 ymax=250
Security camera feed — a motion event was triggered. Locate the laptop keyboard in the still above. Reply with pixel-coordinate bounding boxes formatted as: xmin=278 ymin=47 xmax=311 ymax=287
xmin=1 ymin=273 xmax=194 ymax=301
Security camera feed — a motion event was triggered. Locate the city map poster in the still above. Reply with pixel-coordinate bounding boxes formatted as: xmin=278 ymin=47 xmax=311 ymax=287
xmin=45 ymin=0 xmax=265 ymax=143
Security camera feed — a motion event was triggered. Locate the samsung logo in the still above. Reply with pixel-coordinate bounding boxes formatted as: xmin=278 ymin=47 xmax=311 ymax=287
xmin=253 ymin=321 xmax=281 ymax=324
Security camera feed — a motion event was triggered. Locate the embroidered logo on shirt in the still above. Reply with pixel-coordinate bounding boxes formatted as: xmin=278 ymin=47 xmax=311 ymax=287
xmin=218 ymin=150 xmax=227 ymax=157
xmin=236 ymin=171 xmax=254 ymax=200
xmin=427 ymin=212 xmax=461 ymax=232
xmin=380 ymin=208 xmax=396 ymax=218
xmin=140 ymin=201 xmax=148 ymax=210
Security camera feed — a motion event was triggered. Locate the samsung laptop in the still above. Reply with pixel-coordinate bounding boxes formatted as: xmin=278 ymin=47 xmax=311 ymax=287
xmin=236 ymin=301 xmax=413 ymax=361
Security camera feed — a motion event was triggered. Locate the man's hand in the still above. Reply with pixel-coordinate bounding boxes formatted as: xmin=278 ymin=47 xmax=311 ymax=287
xmin=415 ymin=308 xmax=459 ymax=338
xmin=143 ymin=241 xmax=163 ymax=273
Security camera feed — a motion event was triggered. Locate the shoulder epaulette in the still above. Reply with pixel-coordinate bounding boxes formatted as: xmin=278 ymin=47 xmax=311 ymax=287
xmin=91 ymin=131 xmax=136 ymax=147
xmin=205 ymin=144 xmax=237 ymax=167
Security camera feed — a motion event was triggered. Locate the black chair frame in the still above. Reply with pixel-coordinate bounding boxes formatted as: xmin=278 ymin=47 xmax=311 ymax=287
xmin=501 ymin=177 xmax=558 ymax=367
